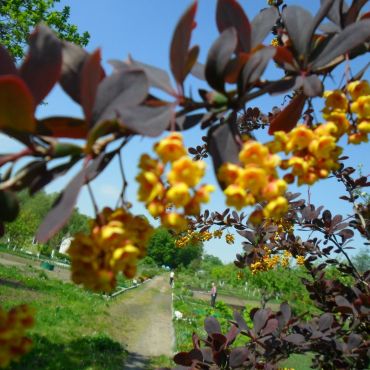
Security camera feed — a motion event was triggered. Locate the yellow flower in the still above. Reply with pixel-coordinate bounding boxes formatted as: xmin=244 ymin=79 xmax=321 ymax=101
xmin=322 ymin=90 xmax=348 ymax=118
xmin=225 ymin=234 xmax=235 ymax=244
xmin=348 ymin=132 xmax=368 ymax=144
xmin=262 ymin=179 xmax=287 ymax=200
xmin=239 ymin=141 xmax=269 ymax=166
xmin=308 ymin=135 xmax=337 ymax=159
xmin=213 ymin=229 xmax=223 ymax=238
xmin=218 ymin=163 xmax=242 ymax=186
xmin=286 ymin=126 xmax=315 ymax=151
xmin=351 ymin=95 xmax=370 ymax=118
xmin=296 ymin=255 xmax=305 ymax=265
xmin=347 ymin=80 xmax=370 ymax=100
xmin=166 ymin=182 xmax=191 ymax=207
xmin=194 ymin=184 xmax=215 ymax=203
xmin=224 ymin=184 xmax=248 ymax=210
xmin=237 ymin=167 xmax=268 ymax=195
xmin=287 ymin=156 xmax=310 ymax=176
xmin=270 ymin=37 xmax=279 ymax=47
xmin=200 ymin=231 xmax=212 ymax=241
xmin=136 ymin=171 xmax=164 ymax=203
xmin=69 ymin=208 xmax=153 ymax=292
xmin=0 ymin=304 xmax=34 ymax=368
xmin=161 ymin=212 xmax=188 ymax=232
xmin=154 ymin=132 xmax=187 ymax=162
xmin=138 ymin=154 xmax=164 ymax=176
xmin=263 ymin=196 xmax=288 ymax=219
xmin=358 ymin=120 xmax=370 ymax=134
xmin=147 ymin=200 xmax=165 ymax=217
xmin=168 ymin=156 xmax=205 ymax=187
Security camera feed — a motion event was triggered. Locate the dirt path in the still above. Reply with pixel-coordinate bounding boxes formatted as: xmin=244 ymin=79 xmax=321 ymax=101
xmin=192 ymin=290 xmax=280 ymax=311
xmin=107 ymin=275 xmax=174 ymax=369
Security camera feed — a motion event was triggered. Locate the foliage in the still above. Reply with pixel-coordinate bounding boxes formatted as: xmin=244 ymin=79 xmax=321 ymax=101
xmin=0 ymin=0 xmax=369 ymax=368
xmin=147 ymin=227 xmax=203 ymax=269
xmin=0 ymin=264 xmax=126 ymax=370
xmin=0 ymin=0 xmax=89 ymax=59
xmin=1 ymin=190 xmax=90 ymax=252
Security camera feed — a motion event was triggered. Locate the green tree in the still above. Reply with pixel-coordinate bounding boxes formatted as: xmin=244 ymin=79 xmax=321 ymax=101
xmin=353 ymin=249 xmax=370 ymax=273
xmin=147 ymin=228 xmax=202 ymax=268
xmin=1 ymin=190 xmax=89 ymax=251
xmin=0 ymin=0 xmax=89 ymax=59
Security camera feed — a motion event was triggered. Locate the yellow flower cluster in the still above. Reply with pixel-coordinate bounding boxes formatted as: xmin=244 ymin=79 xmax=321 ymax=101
xmin=250 ymin=248 xmax=295 ymax=274
xmin=0 ymin=304 xmax=34 ymax=368
xmin=68 ymin=207 xmax=153 ymax=292
xmin=270 ymin=125 xmax=343 ymax=186
xmin=136 ymin=133 xmax=214 ymax=232
xmin=296 ymin=255 xmax=305 ymax=265
xmin=266 ymin=80 xmax=370 ymax=186
xmin=218 ymin=140 xmax=288 ymax=220
xmin=175 ymin=229 xmax=235 ymax=247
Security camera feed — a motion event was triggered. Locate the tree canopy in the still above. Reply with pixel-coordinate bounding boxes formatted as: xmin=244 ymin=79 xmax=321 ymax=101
xmin=0 ymin=0 xmax=89 ymax=59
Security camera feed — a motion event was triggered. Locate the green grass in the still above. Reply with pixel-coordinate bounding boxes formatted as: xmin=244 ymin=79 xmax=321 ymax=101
xmin=0 ymin=263 xmax=127 ymax=370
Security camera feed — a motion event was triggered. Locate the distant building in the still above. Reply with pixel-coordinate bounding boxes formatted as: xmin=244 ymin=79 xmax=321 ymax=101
xmin=59 ymin=237 xmax=74 ymax=254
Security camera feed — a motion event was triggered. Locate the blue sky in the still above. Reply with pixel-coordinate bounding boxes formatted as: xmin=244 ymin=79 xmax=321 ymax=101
xmin=1 ymin=0 xmax=369 ymax=262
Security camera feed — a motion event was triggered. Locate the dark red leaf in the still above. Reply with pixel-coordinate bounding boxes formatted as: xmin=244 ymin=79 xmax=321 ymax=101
xmin=284 ymin=333 xmax=305 ymax=344
xmin=170 ymin=1 xmax=198 ymax=86
xmin=313 ymin=20 xmax=370 ymax=69
xmin=216 ymin=0 xmax=251 ymax=52
xmin=0 ymin=190 xmax=19 ymax=222
xmin=0 ymin=45 xmax=17 ymax=76
xmin=81 ymin=49 xmax=105 ymax=124
xmin=174 ymin=352 xmax=192 ymax=366
xmin=282 ymin=6 xmax=314 ymax=57
xmin=59 ymin=41 xmax=89 ymax=103
xmin=204 ymin=316 xmax=222 ymax=334
xmin=36 ymin=152 xmax=114 ymax=243
xmin=229 ymin=347 xmax=249 ymax=368
xmin=242 ymin=47 xmax=275 ymax=88
xmin=208 ymin=118 xmax=241 ymax=188
xmin=0 ymin=75 xmax=35 ymax=132
xmin=302 ymin=75 xmax=323 ymax=97
xmin=188 ymin=349 xmax=203 ymax=362
xmin=36 ymin=117 xmax=88 ymax=139
xmin=205 ymin=27 xmax=238 ymax=92
xmin=338 ymin=228 xmax=354 ymax=240
xmin=175 ymin=113 xmax=204 ymax=131
xmin=251 ymin=7 xmax=279 ymax=48
xmin=319 ymin=312 xmax=334 ymax=331
xmin=261 ymin=318 xmax=278 ymax=336
xmin=119 ymin=103 xmax=172 ymax=137
xmin=127 ymin=56 xmax=175 ymax=95
xmin=30 ymin=159 xmax=79 ymax=195
xmin=347 ymin=333 xmax=362 ymax=351
xmin=92 ymin=69 xmax=148 ymax=125
xmin=191 ymin=62 xmax=205 ymax=80
xmin=253 ymin=309 xmax=269 ymax=334
xmin=20 ymin=25 xmax=61 ymax=106
xmin=268 ymin=93 xmax=306 ymax=134
xmin=344 ymin=0 xmax=368 ymax=26
xmin=233 ymin=310 xmax=249 ymax=331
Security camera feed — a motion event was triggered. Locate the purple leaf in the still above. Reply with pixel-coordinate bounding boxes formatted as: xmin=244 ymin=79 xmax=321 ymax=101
xmin=242 ymin=47 xmax=275 ymax=88
xmin=204 ymin=316 xmax=222 ymax=334
xmin=253 ymin=309 xmax=269 ymax=334
xmin=36 ymin=152 xmax=114 ymax=243
xmin=170 ymin=1 xmax=197 ymax=86
xmin=251 ymin=7 xmax=279 ymax=48
xmin=92 ymin=69 xmax=148 ymax=125
xmin=319 ymin=312 xmax=334 ymax=331
xmin=229 ymin=347 xmax=249 ymax=368
xmin=261 ymin=318 xmax=278 ymax=336
xmin=59 ymin=41 xmax=89 ymax=103
xmin=313 ymin=20 xmax=370 ymax=69
xmin=205 ymin=27 xmax=237 ymax=92
xmin=216 ymin=0 xmax=251 ymax=52
xmin=284 ymin=333 xmax=305 ymax=344
xmin=280 ymin=302 xmax=291 ymax=323
xmin=0 ymin=46 xmax=17 ymax=76
xmin=20 ymin=24 xmax=62 ymax=106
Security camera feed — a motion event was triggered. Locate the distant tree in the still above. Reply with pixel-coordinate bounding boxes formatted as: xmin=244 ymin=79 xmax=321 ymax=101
xmin=0 ymin=0 xmax=89 ymax=59
xmin=147 ymin=228 xmax=202 ymax=268
xmin=1 ymin=190 xmax=89 ymax=250
xmin=202 ymin=254 xmax=223 ymax=268
xmin=353 ymin=249 xmax=370 ymax=273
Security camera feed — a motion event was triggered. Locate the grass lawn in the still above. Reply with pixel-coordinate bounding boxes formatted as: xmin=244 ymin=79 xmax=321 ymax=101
xmin=0 ymin=263 xmax=127 ymax=370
